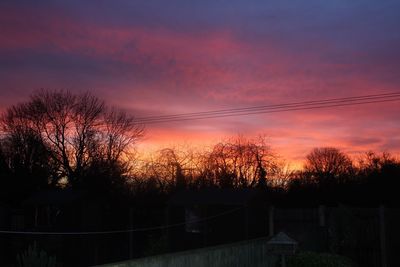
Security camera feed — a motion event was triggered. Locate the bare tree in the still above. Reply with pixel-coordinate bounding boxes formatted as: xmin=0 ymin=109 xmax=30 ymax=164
xmin=203 ymin=136 xmax=279 ymax=188
xmin=136 ymin=147 xmax=200 ymax=191
xmin=0 ymin=90 xmax=144 ymax=187
xmin=304 ymin=147 xmax=353 ymax=184
xmin=357 ymin=151 xmax=397 ymax=174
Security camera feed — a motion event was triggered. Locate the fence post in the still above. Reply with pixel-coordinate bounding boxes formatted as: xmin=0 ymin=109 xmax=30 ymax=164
xmin=269 ymin=205 xmax=274 ymax=237
xmin=165 ymin=207 xmax=170 ymax=252
xmin=379 ymin=205 xmax=387 ymax=267
xmin=318 ymin=205 xmax=325 ymax=227
xmin=245 ymin=205 xmax=249 ymax=239
xmin=203 ymin=206 xmax=208 ymax=247
xmin=129 ymin=207 xmax=134 ymax=259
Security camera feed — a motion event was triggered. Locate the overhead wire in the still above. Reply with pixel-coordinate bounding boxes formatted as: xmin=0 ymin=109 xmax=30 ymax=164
xmin=0 ymin=206 xmax=243 ymax=235
xmin=141 ymin=97 xmax=400 ymax=124
xmin=136 ymin=92 xmax=400 ymax=123
xmin=137 ymin=92 xmax=400 ymax=120
xmin=134 ymin=92 xmax=400 ymax=124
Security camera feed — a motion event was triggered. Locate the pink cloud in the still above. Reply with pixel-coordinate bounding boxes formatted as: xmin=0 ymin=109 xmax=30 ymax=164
xmin=1 ymin=6 xmax=399 ymax=167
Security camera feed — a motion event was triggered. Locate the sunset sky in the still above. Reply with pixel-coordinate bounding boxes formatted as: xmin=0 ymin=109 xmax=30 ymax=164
xmin=1 ymin=0 xmax=400 ymax=167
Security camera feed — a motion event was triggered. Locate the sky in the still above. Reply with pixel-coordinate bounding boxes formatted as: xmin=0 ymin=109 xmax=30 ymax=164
xmin=1 ymin=0 xmax=400 ymax=167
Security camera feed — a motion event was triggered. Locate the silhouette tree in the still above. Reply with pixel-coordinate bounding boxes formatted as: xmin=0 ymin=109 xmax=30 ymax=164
xmin=138 ymin=147 xmax=199 ymax=191
xmin=357 ymin=151 xmax=397 ymax=176
xmin=204 ymin=136 xmax=279 ymax=188
xmin=356 ymin=151 xmax=400 ymax=203
xmin=304 ymin=147 xmax=353 ymax=186
xmin=0 ymin=90 xmax=144 ymax=189
xmin=133 ymin=138 xmax=281 ymax=191
xmin=0 ymin=125 xmax=51 ymax=202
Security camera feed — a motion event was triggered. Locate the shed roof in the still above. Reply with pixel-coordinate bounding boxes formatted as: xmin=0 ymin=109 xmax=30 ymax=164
xmin=267 ymin=231 xmax=298 ymax=245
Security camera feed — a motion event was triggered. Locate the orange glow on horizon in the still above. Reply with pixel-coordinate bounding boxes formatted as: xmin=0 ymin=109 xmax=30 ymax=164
xmin=1 ymin=3 xmax=399 ymax=168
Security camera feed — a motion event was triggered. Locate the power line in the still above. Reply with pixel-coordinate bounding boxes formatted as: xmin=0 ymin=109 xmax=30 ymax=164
xmin=140 ymin=98 xmax=400 ymax=124
xmin=0 ymin=206 xmax=243 ymax=235
xmin=135 ymin=92 xmax=400 ymax=123
xmin=134 ymin=92 xmax=400 ymax=124
xmin=136 ymin=92 xmax=400 ymax=121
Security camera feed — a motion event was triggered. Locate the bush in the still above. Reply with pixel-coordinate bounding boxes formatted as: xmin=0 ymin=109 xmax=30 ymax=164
xmin=16 ymin=242 xmax=57 ymax=267
xmin=288 ymin=251 xmax=354 ymax=267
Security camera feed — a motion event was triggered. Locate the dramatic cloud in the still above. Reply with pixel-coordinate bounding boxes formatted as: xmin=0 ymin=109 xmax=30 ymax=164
xmin=1 ymin=0 xmax=400 ymax=166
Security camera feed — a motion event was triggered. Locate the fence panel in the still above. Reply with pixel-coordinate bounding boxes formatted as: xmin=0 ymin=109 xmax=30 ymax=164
xmin=96 ymin=237 xmax=278 ymax=267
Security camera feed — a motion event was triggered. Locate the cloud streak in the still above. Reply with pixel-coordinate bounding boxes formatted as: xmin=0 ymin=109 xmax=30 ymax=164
xmin=1 ymin=1 xmax=400 ymax=166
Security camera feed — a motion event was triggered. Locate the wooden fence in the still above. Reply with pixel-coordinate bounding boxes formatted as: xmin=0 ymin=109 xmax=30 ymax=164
xmin=96 ymin=237 xmax=278 ymax=267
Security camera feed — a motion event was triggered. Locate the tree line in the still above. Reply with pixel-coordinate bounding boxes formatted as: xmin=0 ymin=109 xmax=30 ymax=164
xmin=1 ymin=90 xmax=399 ymax=205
